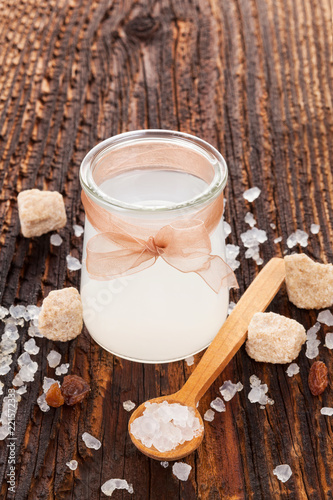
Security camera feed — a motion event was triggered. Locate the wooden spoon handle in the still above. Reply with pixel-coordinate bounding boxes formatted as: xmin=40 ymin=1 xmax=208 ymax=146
xmin=176 ymin=258 xmax=286 ymax=407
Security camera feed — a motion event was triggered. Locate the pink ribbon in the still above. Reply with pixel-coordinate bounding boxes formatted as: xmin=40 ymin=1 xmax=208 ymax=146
xmin=81 ymin=192 xmax=238 ymax=293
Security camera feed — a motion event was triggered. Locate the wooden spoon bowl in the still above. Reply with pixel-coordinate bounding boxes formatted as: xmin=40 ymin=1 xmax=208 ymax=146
xmin=129 ymin=258 xmax=286 ymax=461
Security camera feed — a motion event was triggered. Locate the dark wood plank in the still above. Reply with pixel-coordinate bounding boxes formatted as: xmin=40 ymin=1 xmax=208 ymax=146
xmin=0 ymin=0 xmax=332 ymax=498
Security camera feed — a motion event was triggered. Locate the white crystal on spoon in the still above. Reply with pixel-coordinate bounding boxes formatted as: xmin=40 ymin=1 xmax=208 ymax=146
xmin=82 ymin=432 xmax=101 ymax=450
xmin=273 ymin=464 xmax=292 ymax=483
xmin=243 ymin=187 xmax=261 ymax=202
xmin=47 ymin=350 xmax=61 ymax=368
xmin=101 ymin=478 xmax=133 ymax=496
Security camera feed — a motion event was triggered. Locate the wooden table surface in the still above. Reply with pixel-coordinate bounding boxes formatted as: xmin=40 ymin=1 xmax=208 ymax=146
xmin=0 ymin=0 xmax=332 ymax=498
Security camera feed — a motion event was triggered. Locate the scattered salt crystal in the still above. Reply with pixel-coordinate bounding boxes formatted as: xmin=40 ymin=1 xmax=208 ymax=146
xmin=66 ymin=255 xmax=82 ymax=271
xmin=210 ymin=397 xmax=226 ymax=412
xmin=270 ymin=223 xmax=276 ymax=230
xmin=47 ymin=350 xmax=61 ymax=368
xmin=16 ymin=385 xmax=27 ymax=395
xmin=185 ymin=355 xmax=194 ymax=366
xmin=50 ymin=234 xmax=63 ymax=246
xmin=160 ymin=461 xmax=169 ymax=468
xmin=0 ymin=338 xmax=17 ymax=355
xmin=172 ymin=462 xmax=192 ymax=481
xmin=0 ymin=425 xmax=9 ymax=440
xmin=219 ymin=380 xmax=243 ymax=401
xmin=241 ymin=228 xmax=267 ymax=247
xmin=28 ymin=321 xmax=43 ymax=338
xmin=243 ymin=187 xmax=261 ymax=203
xmin=317 ymin=310 xmax=333 ymax=326
xmin=244 ymin=212 xmax=256 ymax=227
xmin=307 ymin=323 xmax=321 ymax=339
xmin=274 ymin=236 xmax=282 ymax=244
xmin=325 ymin=333 xmax=333 ymax=349
xmin=223 ymin=221 xmax=231 ymax=238
xmin=37 ymin=393 xmax=50 ymax=412
xmin=305 ymin=338 xmax=320 ymax=359
xmin=248 ymin=376 xmax=272 ymax=406
xmin=0 ymin=306 xmax=9 ymax=320
xmin=24 ymin=305 xmax=41 ymax=321
xmin=66 ymin=460 xmax=78 ymax=470
xmin=55 ymin=363 xmax=69 ymax=376
xmin=0 ymin=355 xmax=13 ymax=375
xmin=43 ymin=377 xmax=60 ymax=394
xmin=310 ymin=224 xmax=320 ymax=235
xmin=73 ymin=225 xmax=84 ymax=237
xmin=256 ymin=258 xmax=264 ymax=266
xmin=286 ymin=363 xmax=300 ymax=377
xmin=286 ymin=229 xmax=309 ymax=248
xmin=82 ymin=432 xmax=101 ymax=450
xmin=226 ymin=244 xmax=240 ymax=271
xmin=24 ymin=338 xmax=40 ymax=355
xmin=204 ymin=409 xmax=215 ymax=422
xmin=228 ymin=301 xmax=236 ymax=315
xmin=18 ymin=352 xmax=32 ymax=367
xmin=123 ymin=400 xmax=136 ymax=412
xmin=249 ymin=375 xmax=261 ymax=387
xmin=273 ymin=464 xmax=292 ymax=483
xmin=12 ymin=373 xmax=24 ymax=387
xmin=101 ymin=478 xmax=133 ymax=497
xmin=0 ymin=381 xmax=3 ymax=395
xmin=19 ymin=364 xmax=37 ymax=382
xmin=9 ymin=305 xmax=26 ymax=319
xmin=321 ymin=407 xmax=333 ymax=416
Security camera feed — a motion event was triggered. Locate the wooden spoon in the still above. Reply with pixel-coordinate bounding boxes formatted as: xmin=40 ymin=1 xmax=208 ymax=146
xmin=128 ymin=257 xmax=285 ymax=461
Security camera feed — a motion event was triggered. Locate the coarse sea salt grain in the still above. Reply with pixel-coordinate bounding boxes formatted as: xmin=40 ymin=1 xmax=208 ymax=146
xmin=185 ymin=355 xmax=194 ymax=366
xmin=243 ymin=187 xmax=261 ymax=203
xmin=28 ymin=321 xmax=43 ymax=338
xmin=273 ymin=464 xmax=292 ymax=483
xmin=226 ymin=244 xmax=240 ymax=271
xmin=101 ymin=478 xmax=133 ymax=497
xmin=0 ymin=306 xmax=9 ymax=320
xmin=55 ymin=363 xmax=69 ymax=376
xmin=305 ymin=323 xmax=322 ymax=360
xmin=123 ymin=400 xmax=136 ymax=412
xmin=317 ymin=310 xmax=333 ymax=326
xmin=0 ymin=355 xmax=12 ymax=375
xmin=66 ymin=255 xmax=82 ymax=271
xmin=286 ymin=230 xmax=309 ymax=249
xmin=210 ymin=397 xmax=226 ymax=412
xmin=204 ymin=409 xmax=215 ymax=422
xmin=50 ymin=234 xmax=63 ymax=246
xmin=244 ymin=212 xmax=256 ymax=228
xmin=73 ymin=225 xmax=84 ymax=237
xmin=24 ymin=338 xmax=40 ymax=355
xmin=37 ymin=393 xmax=50 ymax=413
xmin=47 ymin=350 xmax=61 ymax=368
xmin=82 ymin=432 xmax=101 ymax=450
xmin=223 ymin=221 xmax=231 ymax=238
xmin=219 ymin=381 xmax=243 ymax=401
xmin=9 ymin=305 xmax=26 ymax=319
xmin=248 ymin=375 xmax=274 ymax=406
xmin=66 ymin=460 xmax=78 ymax=471
xmin=274 ymin=236 xmax=282 ymax=244
xmin=321 ymin=407 xmax=333 ymax=416
xmin=160 ymin=461 xmax=169 ymax=468
xmin=130 ymin=401 xmax=203 ymax=452
xmin=325 ymin=333 xmax=333 ymax=349
xmin=172 ymin=462 xmax=192 ymax=481
xmin=17 ymin=385 xmax=27 ymax=395
xmin=286 ymin=363 xmax=300 ymax=377
xmin=0 ymin=381 xmax=3 ymax=396
xmin=43 ymin=377 xmax=60 ymax=394
xmin=310 ymin=224 xmax=320 ymax=235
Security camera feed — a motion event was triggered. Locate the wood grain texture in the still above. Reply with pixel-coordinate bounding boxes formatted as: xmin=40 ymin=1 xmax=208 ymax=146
xmin=0 ymin=0 xmax=332 ymax=498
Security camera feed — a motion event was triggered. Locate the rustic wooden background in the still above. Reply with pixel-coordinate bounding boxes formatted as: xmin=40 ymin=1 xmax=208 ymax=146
xmin=0 ymin=0 xmax=332 ymax=498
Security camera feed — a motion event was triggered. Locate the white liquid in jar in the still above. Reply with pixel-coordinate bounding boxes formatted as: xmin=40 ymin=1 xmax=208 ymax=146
xmin=81 ymin=170 xmax=229 ymax=363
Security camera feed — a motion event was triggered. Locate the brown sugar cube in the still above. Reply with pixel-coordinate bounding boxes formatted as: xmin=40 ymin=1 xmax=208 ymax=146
xmin=246 ymin=312 xmax=306 ymax=364
xmin=17 ymin=189 xmax=67 ymax=237
xmin=38 ymin=288 xmax=83 ymax=342
xmin=284 ymin=254 xmax=333 ymax=309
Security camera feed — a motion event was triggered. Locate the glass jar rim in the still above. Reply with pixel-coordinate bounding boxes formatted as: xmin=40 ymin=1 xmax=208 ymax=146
xmin=79 ymin=129 xmax=228 ymax=214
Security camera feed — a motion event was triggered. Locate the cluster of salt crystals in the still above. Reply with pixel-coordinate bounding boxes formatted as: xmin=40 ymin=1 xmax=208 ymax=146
xmin=82 ymin=432 xmax=102 ymax=450
xmin=243 ymin=187 xmax=261 ymax=203
xmin=273 ymin=464 xmax=292 ymax=483
xmin=50 ymin=234 xmax=63 ymax=246
xmin=310 ymin=224 xmax=320 ymax=235
xmin=185 ymin=355 xmax=194 ymax=366
xmin=210 ymin=397 xmax=225 ymax=412
xmin=123 ymin=400 xmax=136 ymax=412
xmin=204 ymin=409 xmax=215 ymax=422
xmin=223 ymin=221 xmax=231 ymax=238
xmin=130 ymin=401 xmax=203 ymax=453
xmin=228 ymin=301 xmax=236 ymax=316
xmin=12 ymin=352 xmax=38 ymax=387
xmin=172 ymin=462 xmax=192 ymax=481
xmin=317 ymin=310 xmax=333 ymax=326
xmin=66 ymin=255 xmax=82 ymax=271
xmin=305 ymin=323 xmax=321 ymax=359
xmin=66 ymin=460 xmax=78 ymax=471
xmin=55 ymin=363 xmax=69 ymax=376
xmin=248 ymin=375 xmax=274 ymax=408
xmin=324 ymin=333 xmax=333 ymax=349
xmin=73 ymin=225 xmax=84 ymax=237
xmin=101 ymin=479 xmax=133 ymax=497
xmin=219 ymin=380 xmax=243 ymax=401
xmin=286 ymin=363 xmax=300 ymax=377
xmin=0 ymin=389 xmax=21 ymax=440
xmin=47 ymin=350 xmax=61 ymax=368
xmin=286 ymin=230 xmax=309 ymax=249
xmin=244 ymin=212 xmax=256 ymax=228
xmin=321 ymin=407 xmax=333 ymax=416
xmin=240 ymin=227 xmax=267 ymax=266
xmin=226 ymin=244 xmax=240 ymax=271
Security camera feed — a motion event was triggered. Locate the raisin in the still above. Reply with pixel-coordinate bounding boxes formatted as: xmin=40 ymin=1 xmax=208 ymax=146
xmin=308 ymin=361 xmax=328 ymax=396
xmin=45 ymin=383 xmax=65 ymax=407
xmin=61 ymin=375 xmax=90 ymax=405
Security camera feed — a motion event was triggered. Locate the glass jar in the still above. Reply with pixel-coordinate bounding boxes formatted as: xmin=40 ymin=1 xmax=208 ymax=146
xmin=80 ymin=130 xmax=234 ymax=363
